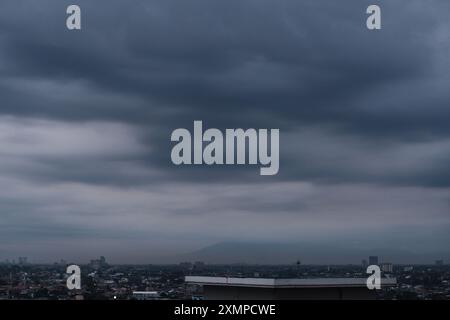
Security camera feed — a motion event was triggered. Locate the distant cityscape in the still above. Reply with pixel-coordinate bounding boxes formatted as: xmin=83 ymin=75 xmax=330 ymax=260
xmin=0 ymin=256 xmax=449 ymax=300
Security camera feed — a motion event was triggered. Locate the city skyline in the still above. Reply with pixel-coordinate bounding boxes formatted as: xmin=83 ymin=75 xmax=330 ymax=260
xmin=0 ymin=243 xmax=448 ymax=265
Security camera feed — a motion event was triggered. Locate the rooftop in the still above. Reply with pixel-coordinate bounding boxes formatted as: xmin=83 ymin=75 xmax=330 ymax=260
xmin=185 ymin=276 xmax=397 ymax=288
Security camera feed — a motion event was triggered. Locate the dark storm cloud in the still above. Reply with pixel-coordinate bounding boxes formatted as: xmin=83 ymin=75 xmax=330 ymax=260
xmin=0 ymin=0 xmax=447 ymax=132
xmin=0 ymin=0 xmax=449 ymax=187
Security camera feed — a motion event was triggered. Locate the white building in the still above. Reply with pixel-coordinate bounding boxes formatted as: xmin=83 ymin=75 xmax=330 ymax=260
xmin=185 ymin=276 xmax=397 ymax=300
xmin=132 ymin=291 xmax=159 ymax=300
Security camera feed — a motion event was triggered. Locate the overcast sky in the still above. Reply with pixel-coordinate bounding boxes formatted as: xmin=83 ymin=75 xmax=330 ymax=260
xmin=0 ymin=0 xmax=449 ymax=264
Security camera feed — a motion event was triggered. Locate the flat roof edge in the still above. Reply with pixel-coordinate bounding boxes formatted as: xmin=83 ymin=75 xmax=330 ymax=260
xmin=185 ymin=276 xmax=397 ymax=288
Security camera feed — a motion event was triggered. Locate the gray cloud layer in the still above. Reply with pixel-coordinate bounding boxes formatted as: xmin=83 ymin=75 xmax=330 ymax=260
xmin=0 ymin=0 xmax=449 ymax=263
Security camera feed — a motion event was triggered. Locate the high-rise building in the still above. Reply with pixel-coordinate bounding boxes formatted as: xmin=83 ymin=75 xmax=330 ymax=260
xmin=369 ymin=256 xmax=379 ymax=266
xmin=380 ymin=263 xmax=393 ymax=273
xmin=435 ymin=260 xmax=444 ymax=266
xmin=194 ymin=261 xmax=205 ymax=270
xmin=361 ymin=259 xmax=368 ymax=268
